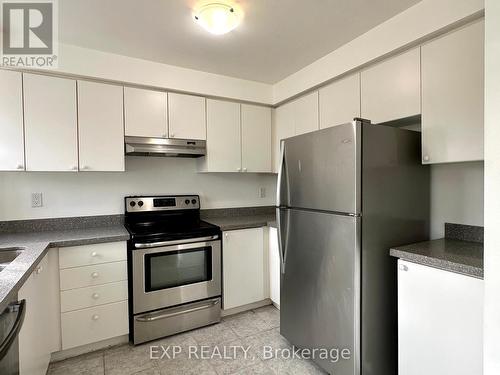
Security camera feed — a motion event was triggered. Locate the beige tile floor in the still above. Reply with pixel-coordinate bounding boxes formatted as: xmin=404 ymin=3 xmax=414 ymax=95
xmin=47 ymin=305 xmax=327 ymax=375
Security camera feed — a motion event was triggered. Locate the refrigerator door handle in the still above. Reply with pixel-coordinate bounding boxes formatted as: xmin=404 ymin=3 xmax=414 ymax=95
xmin=276 ymin=208 xmax=288 ymax=274
xmin=276 ymin=141 xmax=288 ymax=207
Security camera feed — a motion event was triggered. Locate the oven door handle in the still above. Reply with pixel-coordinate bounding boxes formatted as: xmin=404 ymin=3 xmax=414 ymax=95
xmin=135 ymin=299 xmax=220 ymax=322
xmin=134 ymin=235 xmax=219 ymax=249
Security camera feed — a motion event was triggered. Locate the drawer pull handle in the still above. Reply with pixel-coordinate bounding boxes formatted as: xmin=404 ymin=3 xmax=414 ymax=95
xmin=35 ymin=266 xmax=43 ymax=275
xmin=92 ymin=293 xmax=100 ymax=300
xmin=91 ymin=252 xmax=98 ymax=257
xmin=92 ymin=314 xmax=99 ymax=321
xmin=91 ymin=272 xmax=99 ymax=279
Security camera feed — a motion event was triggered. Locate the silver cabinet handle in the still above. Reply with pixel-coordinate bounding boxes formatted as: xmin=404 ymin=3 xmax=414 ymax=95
xmin=35 ymin=266 xmax=43 ymax=275
xmin=81 ymin=165 xmax=90 ymax=170
xmin=71 ymin=166 xmax=78 ymax=171
xmin=16 ymin=164 xmax=24 ymax=170
xmin=91 ymin=251 xmax=98 ymax=257
xmin=423 ymin=155 xmax=430 ymax=162
xmin=243 ymin=168 xmax=247 ymax=172
xmin=92 ymin=314 xmax=99 ymax=321
xmin=91 ymin=272 xmax=99 ymax=279
xmin=92 ymin=293 xmax=100 ymax=299
xmin=237 ymin=168 xmax=241 ymax=172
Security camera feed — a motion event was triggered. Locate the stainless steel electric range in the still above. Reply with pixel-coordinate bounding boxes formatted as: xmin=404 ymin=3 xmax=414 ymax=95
xmin=124 ymin=195 xmax=222 ymax=345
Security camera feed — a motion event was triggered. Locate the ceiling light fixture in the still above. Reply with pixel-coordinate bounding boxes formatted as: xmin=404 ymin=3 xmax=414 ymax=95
xmin=193 ymin=3 xmax=241 ymax=35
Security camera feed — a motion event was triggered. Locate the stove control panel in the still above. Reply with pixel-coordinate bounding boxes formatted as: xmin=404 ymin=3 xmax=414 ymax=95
xmin=125 ymin=195 xmax=200 ymax=212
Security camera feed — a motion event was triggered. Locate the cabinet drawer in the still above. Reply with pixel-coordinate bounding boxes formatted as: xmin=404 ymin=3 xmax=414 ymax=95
xmin=61 ymin=301 xmax=128 ymax=350
xmin=60 ymin=261 xmax=127 ymax=291
xmin=61 ymin=281 xmax=128 ymax=312
xmin=59 ymin=242 xmax=126 ymax=269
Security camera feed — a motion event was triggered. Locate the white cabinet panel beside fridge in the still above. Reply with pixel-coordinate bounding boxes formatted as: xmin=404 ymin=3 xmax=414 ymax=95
xmin=397 ymin=260 xmax=483 ymax=375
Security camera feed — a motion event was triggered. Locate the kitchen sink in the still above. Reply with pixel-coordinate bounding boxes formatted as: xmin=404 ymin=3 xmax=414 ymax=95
xmin=0 ymin=247 xmax=25 ymax=272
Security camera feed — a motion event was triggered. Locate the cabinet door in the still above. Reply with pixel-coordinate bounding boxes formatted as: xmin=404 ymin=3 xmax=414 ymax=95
xmin=241 ymin=104 xmax=272 ymax=173
xmin=223 ymin=227 xmax=266 ymax=310
xmin=205 ymin=99 xmax=241 ymax=172
xmin=268 ymin=227 xmax=280 ymax=308
xmin=361 ymin=48 xmax=420 ymax=124
xmin=319 ymin=73 xmax=360 ymax=129
xmin=421 ymin=20 xmax=484 ymax=164
xmin=398 ymin=260 xmax=483 ymax=375
xmin=24 ymin=74 xmax=78 ymax=171
xmin=78 ymin=81 xmax=124 ymax=171
xmin=272 ymin=104 xmax=295 ymax=173
xmin=0 ymin=70 xmax=24 ymax=171
xmin=19 ymin=250 xmax=60 ymax=375
xmin=294 ymin=91 xmax=319 ymax=135
xmin=168 ymin=93 xmax=206 ymax=140
xmin=124 ymin=87 xmax=168 ymax=138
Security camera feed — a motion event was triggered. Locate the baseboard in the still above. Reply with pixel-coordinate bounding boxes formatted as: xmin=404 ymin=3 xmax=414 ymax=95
xmin=50 ymin=335 xmax=129 ymax=362
xmin=272 ymin=301 xmax=280 ymax=310
xmin=221 ymin=299 xmax=272 ymax=317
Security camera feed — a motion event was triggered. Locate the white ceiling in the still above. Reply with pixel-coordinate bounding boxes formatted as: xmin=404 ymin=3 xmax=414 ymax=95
xmin=60 ymin=0 xmax=422 ymax=84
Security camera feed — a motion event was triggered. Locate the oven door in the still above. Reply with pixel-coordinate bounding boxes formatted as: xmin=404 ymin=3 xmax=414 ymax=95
xmin=132 ymin=238 xmax=221 ymax=314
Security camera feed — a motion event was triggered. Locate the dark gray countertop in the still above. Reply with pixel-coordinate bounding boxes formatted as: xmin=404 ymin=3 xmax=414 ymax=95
xmin=390 ymin=238 xmax=483 ymax=279
xmin=204 ymin=214 xmax=276 ymax=231
xmin=0 ymin=225 xmax=129 ymax=312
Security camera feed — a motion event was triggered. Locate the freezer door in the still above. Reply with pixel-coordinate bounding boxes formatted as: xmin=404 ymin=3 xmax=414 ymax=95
xmin=280 ymin=208 xmax=360 ymax=375
xmin=279 ymin=121 xmax=361 ymax=214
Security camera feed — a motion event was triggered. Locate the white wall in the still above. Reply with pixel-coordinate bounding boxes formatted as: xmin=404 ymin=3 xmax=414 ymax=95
xmin=273 ymin=0 xmax=484 ymax=104
xmin=430 ymin=162 xmax=484 ymax=239
xmin=49 ymin=44 xmax=273 ymax=105
xmin=0 ymin=157 xmax=277 ymax=221
xmin=484 ymin=0 xmax=500 ymax=373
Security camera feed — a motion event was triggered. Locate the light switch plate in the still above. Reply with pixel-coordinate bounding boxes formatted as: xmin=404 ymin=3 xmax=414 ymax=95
xmin=31 ymin=192 xmax=43 ymax=207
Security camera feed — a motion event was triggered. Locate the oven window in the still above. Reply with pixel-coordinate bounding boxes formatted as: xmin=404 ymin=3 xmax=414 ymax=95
xmin=144 ymin=247 xmax=212 ymax=292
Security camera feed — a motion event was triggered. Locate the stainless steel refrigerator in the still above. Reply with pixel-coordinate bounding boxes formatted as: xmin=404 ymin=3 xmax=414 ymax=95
xmin=276 ymin=119 xmax=430 ymax=375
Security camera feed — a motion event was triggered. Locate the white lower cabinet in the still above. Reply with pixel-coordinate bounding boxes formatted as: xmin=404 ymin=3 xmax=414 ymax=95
xmin=61 ymin=301 xmax=128 ymax=350
xmin=222 ymin=227 xmax=268 ymax=310
xmin=397 ymin=260 xmax=483 ymax=375
xmin=268 ymin=227 xmax=280 ymax=308
xmin=58 ymin=242 xmax=129 ymax=350
xmin=18 ymin=249 xmax=60 ymax=375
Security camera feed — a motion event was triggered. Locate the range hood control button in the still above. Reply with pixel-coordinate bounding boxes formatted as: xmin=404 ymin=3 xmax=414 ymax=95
xmin=185 ymin=199 xmax=190 ymax=205
xmin=138 ymin=201 xmax=144 ymax=207
xmin=130 ymin=201 xmax=136 ymax=207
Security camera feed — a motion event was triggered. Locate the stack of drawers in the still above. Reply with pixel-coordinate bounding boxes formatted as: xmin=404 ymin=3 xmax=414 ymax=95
xmin=59 ymin=241 xmax=129 ymax=350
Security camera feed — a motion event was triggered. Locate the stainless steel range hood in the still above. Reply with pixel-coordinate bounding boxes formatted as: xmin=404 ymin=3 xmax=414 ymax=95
xmin=125 ymin=136 xmax=206 ymax=158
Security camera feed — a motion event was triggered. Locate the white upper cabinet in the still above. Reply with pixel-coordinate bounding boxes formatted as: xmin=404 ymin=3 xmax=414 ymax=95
xmin=293 ymin=91 xmax=319 ymax=135
xmin=78 ymin=81 xmax=125 ymax=172
xmin=24 ymin=74 xmax=78 ymax=171
xmin=272 ymin=103 xmax=295 ymax=173
xmin=168 ymin=92 xmax=206 ymax=140
xmin=124 ymin=87 xmax=168 ymax=138
xmin=201 ymin=99 xmax=241 ymax=172
xmin=421 ymin=20 xmax=484 ymax=164
xmin=319 ymin=73 xmax=360 ymax=129
xmin=0 ymin=70 xmax=24 ymax=171
xmin=361 ymin=48 xmax=421 ymax=124
xmin=241 ymin=104 xmax=272 ymax=173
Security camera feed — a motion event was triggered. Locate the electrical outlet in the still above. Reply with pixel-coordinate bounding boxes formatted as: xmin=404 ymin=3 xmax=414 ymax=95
xmin=259 ymin=187 xmax=266 ymax=198
xmin=31 ymin=193 xmax=43 ymax=208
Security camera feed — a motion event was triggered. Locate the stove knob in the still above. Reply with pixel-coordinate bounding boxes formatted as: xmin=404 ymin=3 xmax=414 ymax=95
xmin=130 ymin=201 xmax=136 ymax=207
xmin=138 ymin=201 xmax=144 ymax=207
xmin=191 ymin=199 xmax=197 ymax=205
xmin=185 ymin=199 xmax=190 ymax=205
